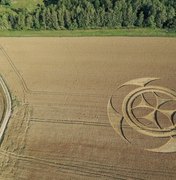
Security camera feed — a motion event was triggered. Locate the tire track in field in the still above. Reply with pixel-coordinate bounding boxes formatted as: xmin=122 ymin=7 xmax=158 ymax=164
xmin=1 ymin=149 xmax=175 ymax=179
xmin=30 ymin=117 xmax=133 ymax=129
xmin=24 ymin=149 xmax=176 ymax=178
xmin=0 ymin=45 xmax=28 ymax=94
xmin=0 ymin=149 xmax=145 ymax=180
xmin=0 ymin=46 xmax=110 ymax=98
xmin=30 ymin=117 xmax=111 ymax=127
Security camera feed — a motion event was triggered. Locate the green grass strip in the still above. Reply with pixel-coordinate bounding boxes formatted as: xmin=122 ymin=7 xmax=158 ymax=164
xmin=0 ymin=28 xmax=175 ymax=37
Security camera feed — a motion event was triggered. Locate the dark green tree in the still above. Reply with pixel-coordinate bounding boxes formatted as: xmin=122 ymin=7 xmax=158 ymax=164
xmin=136 ymin=11 xmax=144 ymax=27
xmin=26 ymin=14 xmax=33 ymax=29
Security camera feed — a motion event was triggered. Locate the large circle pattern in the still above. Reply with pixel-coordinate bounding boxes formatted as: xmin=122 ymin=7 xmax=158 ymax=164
xmin=122 ymin=86 xmax=176 ymax=138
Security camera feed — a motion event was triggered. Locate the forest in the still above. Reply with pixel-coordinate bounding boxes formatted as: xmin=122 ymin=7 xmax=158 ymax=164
xmin=0 ymin=0 xmax=176 ymax=30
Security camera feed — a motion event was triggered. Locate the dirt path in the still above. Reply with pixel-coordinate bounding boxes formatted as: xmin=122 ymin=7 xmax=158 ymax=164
xmin=0 ymin=76 xmax=12 ymax=143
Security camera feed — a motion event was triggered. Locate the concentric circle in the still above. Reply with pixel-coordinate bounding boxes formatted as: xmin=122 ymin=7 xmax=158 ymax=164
xmin=122 ymin=86 xmax=176 ymax=138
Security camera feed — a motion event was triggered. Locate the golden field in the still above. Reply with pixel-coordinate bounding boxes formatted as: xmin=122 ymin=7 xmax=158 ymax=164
xmin=0 ymin=37 xmax=176 ymax=179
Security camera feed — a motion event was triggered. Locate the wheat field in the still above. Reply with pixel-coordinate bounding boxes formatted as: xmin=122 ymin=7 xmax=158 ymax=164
xmin=0 ymin=37 xmax=176 ymax=179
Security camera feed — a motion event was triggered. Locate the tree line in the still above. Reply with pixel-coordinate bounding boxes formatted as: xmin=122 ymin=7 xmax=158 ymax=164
xmin=0 ymin=0 xmax=176 ymax=30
